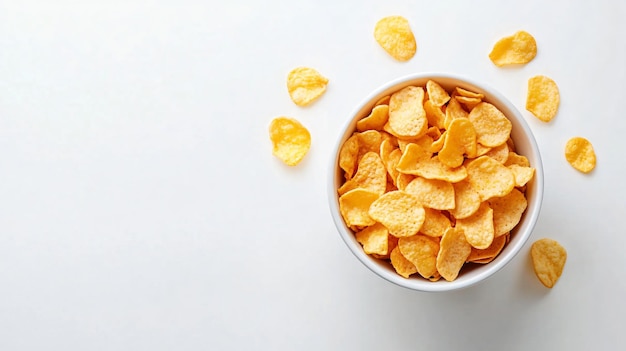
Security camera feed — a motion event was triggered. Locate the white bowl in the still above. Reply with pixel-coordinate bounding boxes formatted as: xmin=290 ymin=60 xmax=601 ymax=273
xmin=328 ymin=72 xmax=544 ymax=292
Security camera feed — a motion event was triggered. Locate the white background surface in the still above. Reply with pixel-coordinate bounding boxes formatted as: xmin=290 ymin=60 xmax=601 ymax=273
xmin=1 ymin=1 xmax=625 ymax=350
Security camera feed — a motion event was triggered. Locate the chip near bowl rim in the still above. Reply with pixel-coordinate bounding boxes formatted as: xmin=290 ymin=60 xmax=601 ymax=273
xmin=328 ymin=72 xmax=544 ymax=292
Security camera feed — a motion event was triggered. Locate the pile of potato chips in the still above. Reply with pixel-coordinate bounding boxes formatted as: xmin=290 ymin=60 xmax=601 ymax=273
xmin=337 ymin=80 xmax=536 ymax=281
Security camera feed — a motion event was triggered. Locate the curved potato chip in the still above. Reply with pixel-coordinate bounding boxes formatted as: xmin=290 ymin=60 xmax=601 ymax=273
xmin=526 ymin=75 xmax=560 ymax=122
xmin=396 ymin=173 xmax=415 ymax=191
xmin=339 ymin=134 xmax=359 ymax=179
xmin=338 ymin=152 xmax=387 ymax=196
xmin=455 ymin=87 xmax=484 ymax=100
xmin=565 ymin=136 xmax=596 ymax=173
xmin=287 ymin=67 xmax=329 ymax=106
xmin=269 ymin=117 xmax=311 ymax=166
xmin=398 ymin=235 xmax=440 ymax=279
xmin=466 ymin=156 xmax=515 ymax=200
xmin=404 ymin=177 xmax=455 ymax=210
xmin=420 ymin=207 xmax=452 ymax=237
xmin=372 ymin=234 xmax=398 ymax=259
xmin=509 ymin=164 xmax=535 ymax=187
xmin=531 ymin=238 xmax=567 ymax=288
xmin=484 ymin=142 xmax=509 ymax=164
xmin=355 ymin=222 xmax=389 ymax=255
xmin=384 ymin=148 xmax=402 ymax=185
xmin=375 ymin=95 xmax=391 ymax=106
xmin=374 ymin=16 xmax=417 ymax=61
xmin=505 ymin=152 xmax=530 ymax=167
xmin=456 ymin=202 xmax=495 ymax=249
xmin=339 ymin=189 xmax=379 ymax=227
xmin=488 ymin=188 xmax=527 ymax=236
xmin=468 ymin=102 xmax=512 ymax=147
xmin=455 ymin=96 xmax=482 ymax=111
xmin=430 ymin=131 xmax=446 ymax=153
xmin=467 ymin=234 xmax=507 ymax=263
xmin=439 ymin=118 xmax=477 ymax=168
xmin=475 ymin=143 xmax=492 ymax=157
xmin=398 ymin=155 xmax=468 ymax=183
xmin=357 ymin=130 xmax=383 ymax=159
xmin=426 ymin=80 xmax=451 ymax=107
xmin=357 ymin=104 xmax=389 ymax=132
xmin=426 ymin=126 xmax=442 ymax=140
xmin=489 ymin=30 xmax=537 ymax=66
xmin=369 ymin=191 xmax=425 ymax=238
xmin=449 ymin=179 xmax=481 ymax=219
xmin=436 ymin=227 xmax=472 ymax=281
xmin=396 ymin=142 xmax=431 ymax=169
xmin=424 ymin=100 xmax=446 ymax=129
xmin=443 ymin=97 xmax=469 ymax=130
xmin=390 ymin=247 xmax=418 ymax=278
xmin=389 ymin=86 xmax=428 ymax=138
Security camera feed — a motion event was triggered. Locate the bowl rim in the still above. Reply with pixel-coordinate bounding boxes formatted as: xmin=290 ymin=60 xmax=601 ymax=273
xmin=327 ymin=72 xmax=544 ymax=292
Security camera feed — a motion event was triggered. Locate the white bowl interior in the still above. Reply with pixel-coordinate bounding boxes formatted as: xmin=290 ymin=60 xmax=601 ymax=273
xmin=328 ymin=73 xmax=544 ymax=292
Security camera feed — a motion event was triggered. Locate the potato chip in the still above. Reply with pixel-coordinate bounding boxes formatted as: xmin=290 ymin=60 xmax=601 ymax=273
xmin=436 ymin=227 xmax=472 ymax=281
xmin=404 ymin=177 xmax=455 ymax=210
xmin=443 ymin=97 xmax=468 ymax=130
xmin=396 ymin=142 xmax=430 ymax=168
xmin=484 ymin=142 xmax=509 ymax=164
xmin=338 ymin=152 xmax=387 ymax=196
xmin=475 ymin=143 xmax=492 ymax=157
xmin=565 ymin=137 xmax=596 ymax=173
xmin=455 ymin=96 xmax=482 ymax=111
xmin=339 ymin=189 xmax=379 ymax=227
xmin=456 ymin=202 xmax=494 ymax=249
xmin=395 ymin=173 xmax=415 ymax=191
xmin=373 ymin=234 xmax=399 ymax=259
xmin=286 ymin=67 xmax=329 ymax=106
xmin=357 ymin=130 xmax=383 ymax=159
xmin=466 ymin=234 xmax=507 ymax=263
xmin=430 ymin=131 xmax=446 ymax=153
xmin=531 ymin=238 xmax=567 ymax=288
xmin=449 ymin=179 xmax=481 ymax=219
xmin=357 ymin=104 xmax=389 ymax=132
xmin=488 ymin=188 xmax=527 ymax=236
xmin=390 ymin=247 xmax=418 ymax=278
xmin=420 ymin=207 xmax=452 ymax=237
xmin=384 ymin=148 xmax=402 ymax=185
xmin=374 ymin=16 xmax=417 ymax=62
xmin=424 ymin=99 xmax=446 ymax=129
xmin=526 ymin=75 xmax=560 ymax=122
xmin=508 ymin=164 xmax=535 ymax=187
xmin=356 ymin=223 xmax=389 ymax=255
xmin=439 ymin=118 xmax=477 ymax=168
xmin=455 ymin=87 xmax=484 ymax=100
xmin=505 ymin=152 xmax=530 ymax=167
xmin=339 ymin=134 xmax=359 ymax=179
xmin=489 ymin=30 xmax=537 ymax=66
xmin=375 ymin=95 xmax=391 ymax=106
xmin=369 ymin=191 xmax=425 ymax=238
xmin=269 ymin=117 xmax=311 ymax=166
xmin=426 ymin=125 xmax=442 ymax=141
xmin=426 ymin=80 xmax=451 ymax=107
xmin=398 ymin=235 xmax=440 ymax=279
xmin=468 ymin=102 xmax=512 ymax=147
xmin=389 ymin=86 xmax=428 ymax=138
xmin=466 ymin=156 xmax=515 ymax=200
xmin=399 ymin=155 xmax=468 ymax=183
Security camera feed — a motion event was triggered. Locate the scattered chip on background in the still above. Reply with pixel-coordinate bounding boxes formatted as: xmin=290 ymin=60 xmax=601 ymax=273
xmin=269 ymin=117 xmax=311 ymax=166
xmin=565 ymin=137 xmax=596 ymax=173
xmin=374 ymin=16 xmax=417 ymax=61
xmin=489 ymin=30 xmax=537 ymax=66
xmin=526 ymin=75 xmax=560 ymax=122
xmin=286 ymin=67 xmax=329 ymax=106
xmin=531 ymin=238 xmax=567 ymax=288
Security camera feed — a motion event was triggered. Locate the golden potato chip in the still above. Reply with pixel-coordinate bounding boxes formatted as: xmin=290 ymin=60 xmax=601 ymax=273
xmin=355 ymin=223 xmax=389 ymax=255
xmin=531 ymin=238 xmax=567 ymax=288
xmin=424 ymin=99 xmax=446 ymax=129
xmin=430 ymin=131 xmax=446 ymax=153
xmin=484 ymin=142 xmax=509 ymax=164
xmin=369 ymin=191 xmax=425 ymax=238
xmin=390 ymin=247 xmax=418 ymax=278
xmin=399 ymin=155 xmax=468 ymax=183
xmin=466 ymin=234 xmax=507 ymax=263
xmin=384 ymin=148 xmax=402 ymax=185
xmin=396 ymin=142 xmax=430 ymax=169
xmin=426 ymin=80 xmax=451 ymax=107
xmin=489 ymin=30 xmax=537 ymax=66
xmin=357 ymin=104 xmax=389 ymax=132
xmin=488 ymin=188 xmax=527 ymax=237
xmin=420 ymin=207 xmax=452 ymax=237
xmin=443 ymin=97 xmax=469 ymax=130
xmin=439 ymin=118 xmax=477 ymax=168
xmin=338 ymin=152 xmax=387 ymax=196
xmin=565 ymin=137 xmax=596 ymax=173
xmin=396 ymin=173 xmax=415 ymax=191
xmin=466 ymin=156 xmax=515 ymax=200
xmin=372 ymin=234 xmax=399 ymax=259
xmin=449 ymin=179 xmax=481 ymax=219
xmin=389 ymin=86 xmax=428 ymax=138
xmin=455 ymin=96 xmax=482 ymax=111
xmin=509 ymin=164 xmax=535 ymax=187
xmin=456 ymin=202 xmax=494 ymax=249
xmin=339 ymin=189 xmax=379 ymax=227
xmin=357 ymin=130 xmax=383 ymax=159
xmin=375 ymin=95 xmax=391 ymax=106
xmin=404 ymin=177 xmax=455 ymax=210
xmin=373 ymin=16 xmax=417 ymax=62
xmin=339 ymin=134 xmax=359 ymax=179
xmin=475 ymin=143 xmax=492 ymax=157
xmin=398 ymin=235 xmax=440 ymax=279
xmin=468 ymin=102 xmax=512 ymax=147
xmin=426 ymin=125 xmax=442 ymax=141
xmin=526 ymin=75 xmax=560 ymax=122
xmin=269 ymin=117 xmax=311 ymax=166
xmin=455 ymin=87 xmax=484 ymax=100
xmin=286 ymin=67 xmax=329 ymax=106
xmin=436 ymin=227 xmax=472 ymax=281
xmin=505 ymin=152 xmax=530 ymax=167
